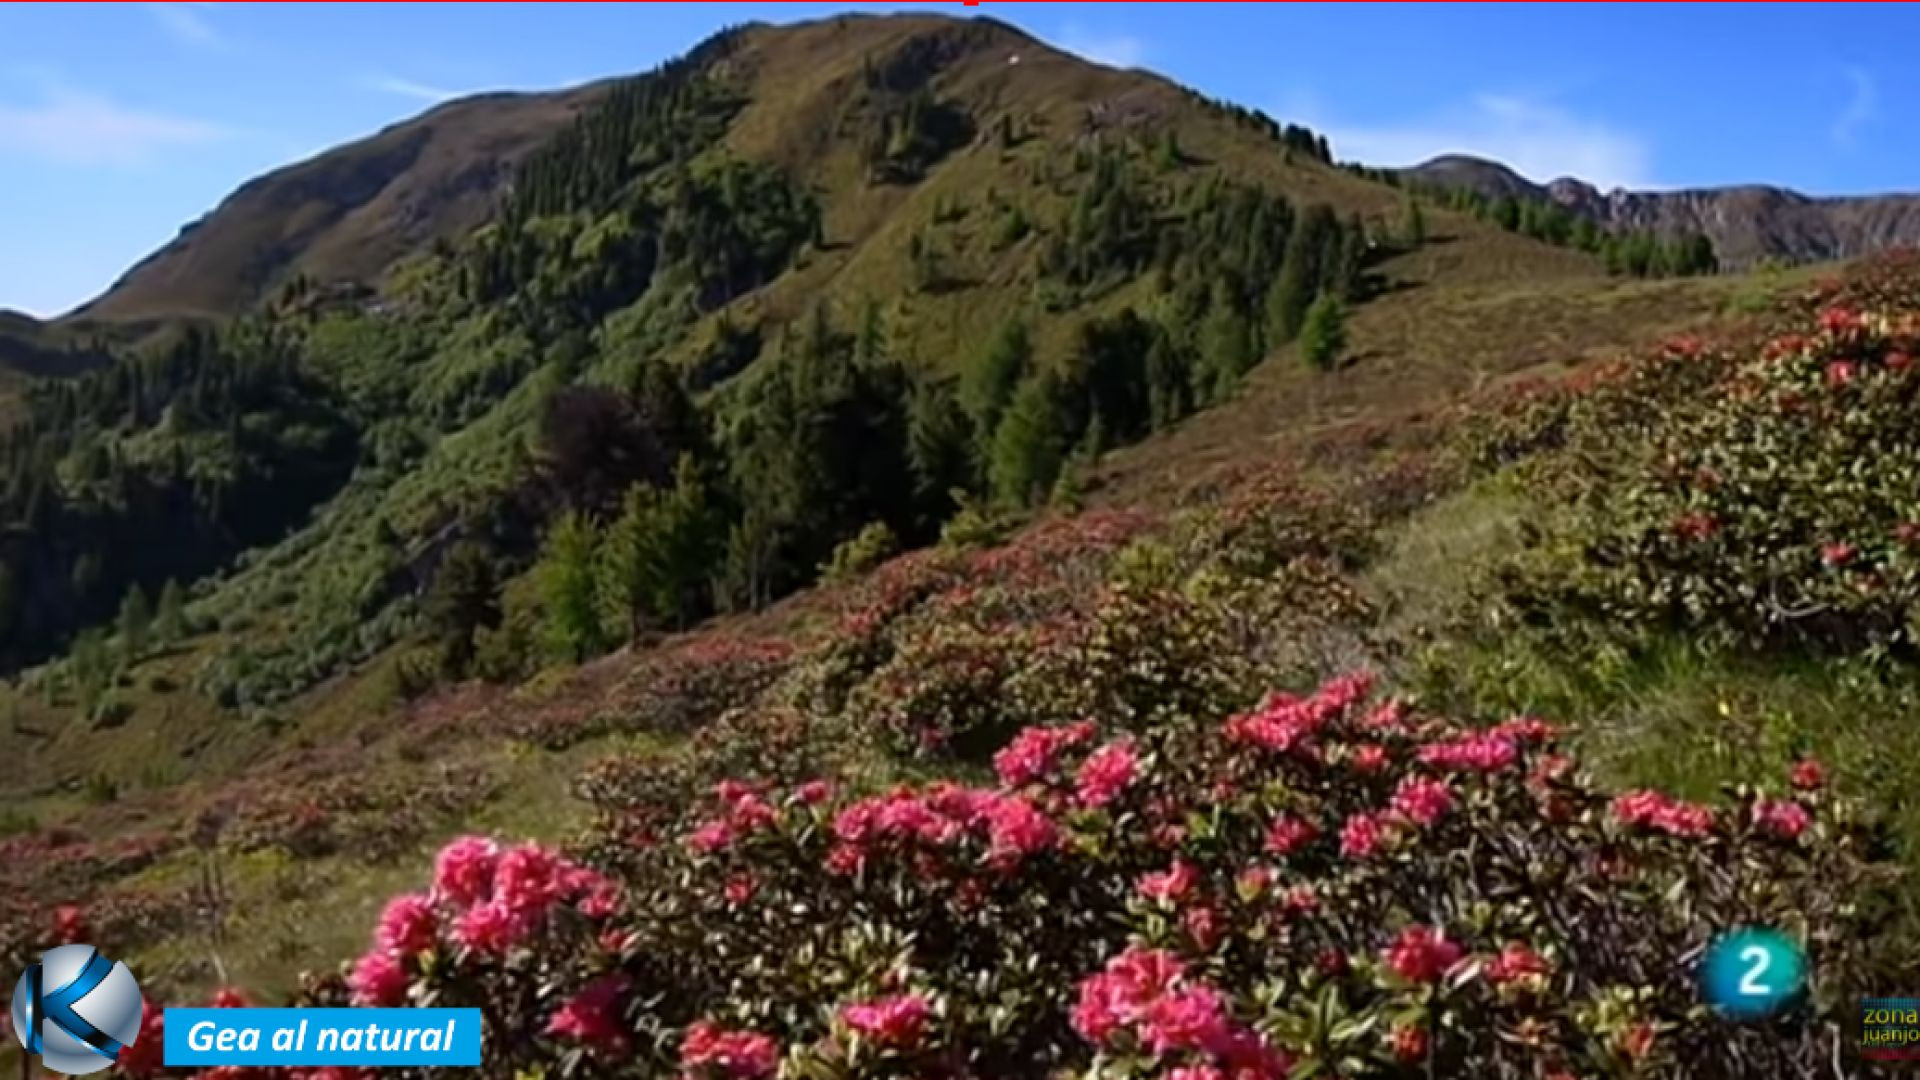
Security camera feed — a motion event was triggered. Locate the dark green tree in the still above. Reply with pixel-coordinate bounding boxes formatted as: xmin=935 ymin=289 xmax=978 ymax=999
xmin=990 ymin=371 xmax=1072 ymax=508
xmin=424 ymin=541 xmax=500 ymax=677
xmin=118 ymin=585 xmax=151 ymax=669
xmin=1300 ymin=293 xmax=1348 ymax=371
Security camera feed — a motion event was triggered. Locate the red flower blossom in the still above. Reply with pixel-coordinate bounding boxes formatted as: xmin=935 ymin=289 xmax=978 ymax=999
xmin=375 ymin=893 xmax=437 ymax=957
xmin=1819 ymin=306 xmax=1862 ymax=334
xmin=688 ymin=819 xmax=736 ymax=855
xmin=1417 ymin=731 xmax=1518 ymax=773
xmin=348 ymin=950 xmax=408 ymax=1006
xmin=983 ymin=794 xmax=1058 ymax=860
xmin=116 ymin=1001 xmax=166 ymax=1080
xmin=493 ymin=843 xmax=572 ymax=919
xmin=1390 ymin=1024 xmax=1429 ymax=1063
xmin=1075 ymin=739 xmax=1139 ymax=808
xmin=1339 ymin=812 xmax=1387 ymax=859
xmin=1888 ymin=350 xmax=1914 ymax=373
xmin=680 ymin=1021 xmax=779 ymax=1078
xmin=432 ymin=835 xmax=498 ymax=909
xmin=209 ymin=986 xmax=247 ymax=1008
xmin=1753 ymin=798 xmax=1812 ymax=839
xmin=1138 ymin=859 xmax=1199 ymax=904
xmin=1183 ymin=905 xmax=1222 ymax=952
xmin=1314 ymin=948 xmax=1350 ymax=976
xmin=1610 ymin=790 xmax=1714 ymax=837
xmin=795 ymin=780 xmax=834 ymax=806
xmin=546 ymin=975 xmax=631 ymax=1057
xmin=1484 ymin=941 xmax=1550 ymax=985
xmin=1348 ymin=743 xmax=1389 ymax=773
xmin=1790 ymin=758 xmax=1827 ymax=790
xmin=1139 ymin=985 xmax=1230 ymax=1056
xmin=1383 ymin=925 xmax=1464 ymax=983
xmin=1235 ymin=865 xmax=1272 ymax=898
xmin=452 ymin=900 xmax=527 ymax=956
xmin=1390 ymin=776 xmax=1454 ymax=826
xmin=1672 ymin=512 xmax=1719 ymax=541
xmin=993 ymin=721 xmax=1095 ymax=786
xmin=1619 ymin=1021 xmax=1657 ymax=1060
xmin=1825 ymin=360 xmax=1858 ymax=388
xmin=51 ymin=904 xmax=88 ymax=945
xmin=1263 ymin=814 xmax=1319 ymax=856
xmin=839 ymin=994 xmax=931 ymax=1049
xmin=723 ymin=875 xmax=757 ymax=905
xmin=1821 ymin=542 xmax=1856 ymax=567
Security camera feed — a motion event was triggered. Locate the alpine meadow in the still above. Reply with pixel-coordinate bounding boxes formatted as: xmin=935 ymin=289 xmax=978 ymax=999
xmin=3 ymin=12 xmax=1920 ymax=1080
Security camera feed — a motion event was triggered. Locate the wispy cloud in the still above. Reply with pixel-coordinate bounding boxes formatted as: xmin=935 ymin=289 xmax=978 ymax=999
xmin=1289 ymin=92 xmax=1656 ymax=191
xmin=145 ymin=2 xmax=222 ymax=48
xmin=1055 ymin=25 xmax=1145 ymax=70
xmin=0 ymin=87 xmax=232 ymax=167
xmin=359 ymin=74 xmax=475 ymax=105
xmin=1830 ymin=66 xmax=1876 ymax=149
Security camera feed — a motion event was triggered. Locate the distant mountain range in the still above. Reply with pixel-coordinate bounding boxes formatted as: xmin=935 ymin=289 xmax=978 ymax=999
xmin=1403 ymin=154 xmax=1920 ymax=269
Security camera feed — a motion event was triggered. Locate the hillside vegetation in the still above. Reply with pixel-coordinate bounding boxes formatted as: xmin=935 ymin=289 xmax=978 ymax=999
xmin=0 ymin=12 xmax=1914 ymax=1080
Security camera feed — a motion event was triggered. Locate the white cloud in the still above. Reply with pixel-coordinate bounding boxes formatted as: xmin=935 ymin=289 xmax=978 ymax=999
xmin=1055 ymin=25 xmax=1145 ymax=70
xmin=0 ymin=87 xmax=231 ymax=166
xmin=145 ymin=2 xmax=222 ymax=48
xmin=359 ymin=74 xmax=475 ymax=105
xmin=1291 ymin=92 xmax=1657 ymax=192
xmin=1830 ymin=66 xmax=1875 ymax=149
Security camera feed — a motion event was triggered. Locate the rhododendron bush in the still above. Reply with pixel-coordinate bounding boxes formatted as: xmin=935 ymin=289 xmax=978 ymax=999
xmin=1481 ymin=253 xmax=1920 ymax=655
xmin=111 ymin=674 xmax=1889 ymax=1080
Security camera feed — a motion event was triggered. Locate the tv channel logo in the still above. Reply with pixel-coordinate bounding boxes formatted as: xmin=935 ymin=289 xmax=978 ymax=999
xmin=9 ymin=945 xmax=145 ymax=1076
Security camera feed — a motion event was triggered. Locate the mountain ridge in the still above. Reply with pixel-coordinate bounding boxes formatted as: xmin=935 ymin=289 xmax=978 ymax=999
xmin=1404 ymin=153 xmax=1920 ymax=267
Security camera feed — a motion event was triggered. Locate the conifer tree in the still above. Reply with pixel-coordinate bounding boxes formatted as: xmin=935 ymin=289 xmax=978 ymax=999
xmin=1300 ymin=293 xmax=1348 ymax=371
xmin=537 ymin=511 xmax=607 ymax=663
xmin=155 ymin=579 xmax=188 ymax=644
xmin=118 ymin=585 xmax=150 ymax=669
xmin=989 ymin=371 xmax=1071 ymax=508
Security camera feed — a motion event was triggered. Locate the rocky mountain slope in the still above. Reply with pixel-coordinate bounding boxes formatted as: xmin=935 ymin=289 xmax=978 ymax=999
xmin=1405 ymin=153 xmax=1920 ymax=268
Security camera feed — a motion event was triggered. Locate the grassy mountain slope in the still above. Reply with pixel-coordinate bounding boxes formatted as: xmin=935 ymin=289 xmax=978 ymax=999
xmin=69 ymin=88 xmax=604 ymax=322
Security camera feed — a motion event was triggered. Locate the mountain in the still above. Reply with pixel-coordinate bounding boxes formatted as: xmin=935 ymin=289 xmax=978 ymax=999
xmin=67 ymin=86 xmax=606 ymax=322
xmin=1403 ymin=153 xmax=1920 ymax=268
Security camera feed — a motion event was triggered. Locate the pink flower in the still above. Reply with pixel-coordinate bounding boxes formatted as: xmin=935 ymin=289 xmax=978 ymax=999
xmin=1138 ymin=859 xmax=1199 ymax=904
xmin=984 ymin=794 xmax=1058 ymax=859
xmin=1166 ymin=1069 xmax=1225 ymax=1080
xmin=1383 ymin=925 xmax=1463 ymax=983
xmin=51 ymin=905 xmax=88 ymax=946
xmin=680 ymin=1021 xmax=779 ymax=1078
xmin=210 ymin=987 xmax=248 ymax=1008
xmin=493 ymin=843 xmax=570 ymax=918
xmin=546 ymin=975 xmax=631 ymax=1057
xmin=1754 ymin=798 xmax=1812 ymax=839
xmin=375 ymin=893 xmax=438 ymax=957
xmin=1236 ymin=865 xmax=1273 ymax=898
xmin=993 ymin=721 xmax=1095 ymax=786
xmin=795 ymin=780 xmax=834 ymax=806
xmin=432 ymin=836 xmax=499 ymax=909
xmin=1264 ymin=814 xmax=1319 ymax=856
xmin=1418 ymin=732 xmax=1518 ymax=773
xmin=839 ymin=994 xmax=931 ymax=1049
xmin=348 ymin=950 xmax=407 ymax=1006
xmin=688 ymin=819 xmax=736 ymax=855
xmin=1493 ymin=716 xmax=1557 ymax=744
xmin=1821 ymin=542 xmax=1856 ymax=567
xmin=1390 ymin=776 xmax=1454 ymax=826
xmin=1610 ymin=790 xmax=1714 ymax=837
xmin=452 ymin=900 xmax=526 ymax=956
xmin=1183 ymin=905 xmax=1222 ymax=952
xmin=1790 ymin=758 xmax=1826 ymax=790
xmin=116 ymin=1001 xmax=166 ymax=1080
xmin=577 ymin=880 xmax=622 ymax=920
xmin=1390 ymin=1024 xmax=1429 ymax=1064
xmin=1339 ymin=812 xmax=1387 ymax=859
xmin=723 ymin=875 xmax=757 ymax=905
xmin=1484 ymin=941 xmax=1550 ymax=985
xmin=1075 ymin=740 xmax=1139 ymax=808
xmin=1140 ymin=985 xmax=1230 ymax=1056
xmin=1348 ymin=743 xmax=1389 ymax=773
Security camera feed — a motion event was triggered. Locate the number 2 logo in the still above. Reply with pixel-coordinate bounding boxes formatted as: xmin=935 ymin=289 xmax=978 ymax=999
xmin=1737 ymin=944 xmax=1771 ymax=996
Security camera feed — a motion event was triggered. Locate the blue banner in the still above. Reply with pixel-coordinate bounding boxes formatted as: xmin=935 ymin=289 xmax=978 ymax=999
xmin=163 ymin=1008 xmax=482 ymax=1067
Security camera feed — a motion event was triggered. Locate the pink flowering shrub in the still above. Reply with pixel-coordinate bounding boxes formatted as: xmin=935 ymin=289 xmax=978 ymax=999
xmin=1481 ymin=255 xmax=1920 ymax=654
xmin=164 ymin=674 xmax=1892 ymax=1080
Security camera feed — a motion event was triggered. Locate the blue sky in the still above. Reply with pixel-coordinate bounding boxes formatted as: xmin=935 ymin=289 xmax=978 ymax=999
xmin=2 ymin=2 xmax=1915 ymax=318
